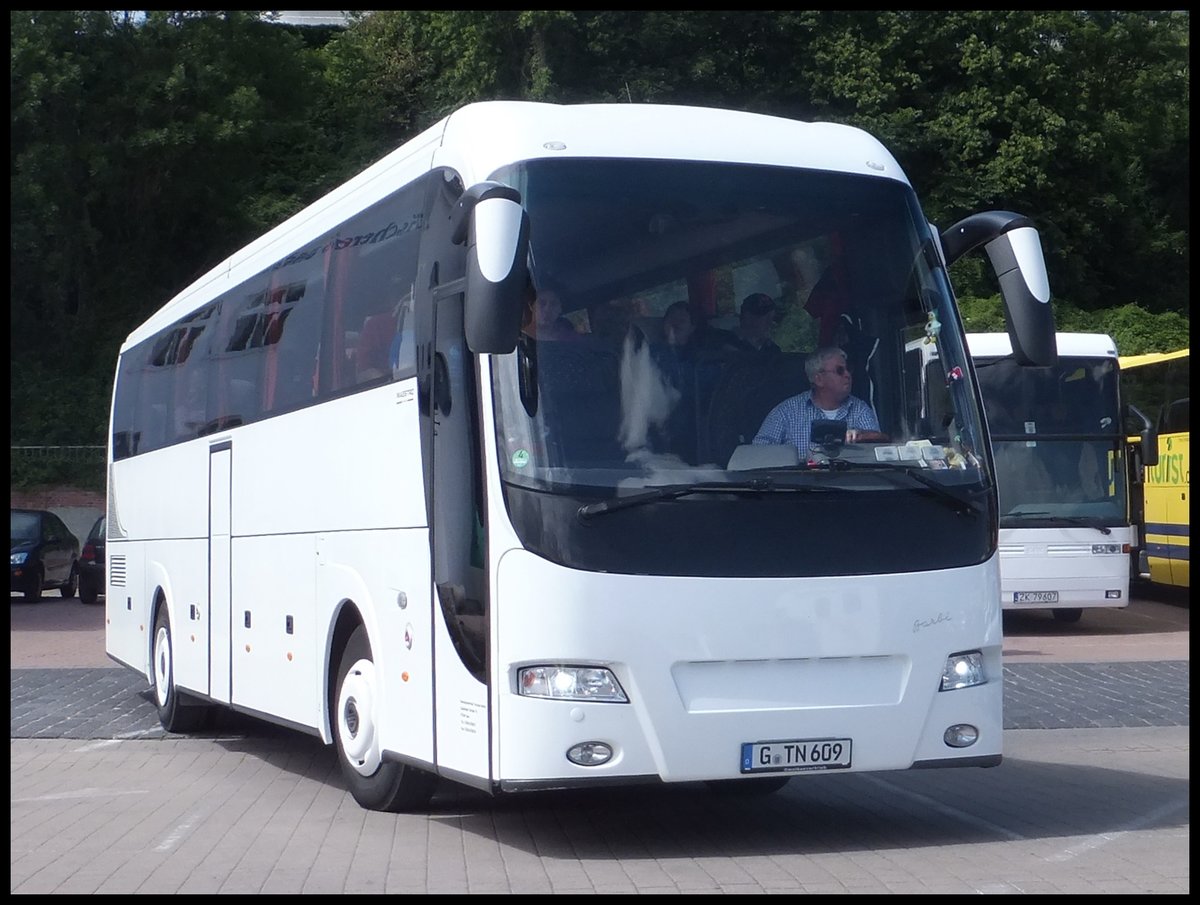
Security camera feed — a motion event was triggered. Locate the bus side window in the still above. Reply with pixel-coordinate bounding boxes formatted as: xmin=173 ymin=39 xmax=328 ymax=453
xmin=1162 ymin=398 xmax=1189 ymax=433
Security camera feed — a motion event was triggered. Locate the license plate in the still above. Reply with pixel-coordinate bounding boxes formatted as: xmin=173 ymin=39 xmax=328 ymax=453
xmin=1013 ymin=591 xmax=1059 ymax=603
xmin=741 ymin=737 xmax=852 ymax=773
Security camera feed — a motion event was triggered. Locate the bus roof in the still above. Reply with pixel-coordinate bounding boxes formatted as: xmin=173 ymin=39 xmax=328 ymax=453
xmin=966 ymin=332 xmax=1117 ymax=359
xmin=123 ymin=101 xmax=909 ymax=350
xmin=1118 ymin=347 xmax=1190 ymax=369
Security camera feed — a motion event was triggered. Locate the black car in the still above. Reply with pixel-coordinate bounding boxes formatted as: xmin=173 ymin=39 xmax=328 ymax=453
xmin=10 ymin=508 xmax=80 ymax=602
xmin=79 ymin=515 xmax=106 ymax=606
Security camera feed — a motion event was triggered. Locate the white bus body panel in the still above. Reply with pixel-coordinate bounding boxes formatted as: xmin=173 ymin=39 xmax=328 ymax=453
xmin=107 ymin=379 xmax=433 ymax=746
xmin=431 ymin=101 xmax=908 ymax=193
xmin=491 ymin=551 xmax=1004 ymax=783
xmin=966 ymin=332 xmax=1118 ymax=360
xmin=107 ymin=441 xmax=212 ymax=681
xmin=318 ymin=527 xmax=435 ymax=763
xmin=998 ymin=526 xmax=1134 ymax=610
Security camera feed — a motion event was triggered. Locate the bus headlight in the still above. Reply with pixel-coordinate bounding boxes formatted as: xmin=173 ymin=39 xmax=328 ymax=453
xmin=11 ymin=552 xmax=28 ymax=565
xmin=940 ymin=651 xmax=985 ymax=691
xmin=518 ymin=665 xmax=628 ymax=702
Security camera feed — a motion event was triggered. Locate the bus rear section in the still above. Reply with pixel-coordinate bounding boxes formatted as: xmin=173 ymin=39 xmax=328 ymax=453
xmin=1120 ymin=348 xmax=1190 ymax=590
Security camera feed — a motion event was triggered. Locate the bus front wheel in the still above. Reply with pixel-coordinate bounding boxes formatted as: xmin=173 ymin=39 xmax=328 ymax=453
xmin=151 ymin=606 xmax=209 ymax=732
xmin=331 ymin=625 xmax=437 ymax=812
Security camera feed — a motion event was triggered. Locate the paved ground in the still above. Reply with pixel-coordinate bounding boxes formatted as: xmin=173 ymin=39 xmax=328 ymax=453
xmin=10 ymin=588 xmax=1190 ymax=894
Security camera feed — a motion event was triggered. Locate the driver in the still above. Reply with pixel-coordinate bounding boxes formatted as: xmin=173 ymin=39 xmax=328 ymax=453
xmin=752 ymin=346 xmax=886 ymax=459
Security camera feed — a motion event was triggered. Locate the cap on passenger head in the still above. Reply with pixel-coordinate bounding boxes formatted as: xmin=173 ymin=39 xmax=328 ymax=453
xmin=741 ymin=293 xmax=775 ymax=316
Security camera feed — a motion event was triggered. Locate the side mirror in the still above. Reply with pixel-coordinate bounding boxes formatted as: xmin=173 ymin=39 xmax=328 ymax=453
xmin=1126 ymin=403 xmax=1159 ymax=469
xmin=453 ymin=181 xmax=530 ymax=354
xmin=941 ymin=211 xmax=1056 ymax=367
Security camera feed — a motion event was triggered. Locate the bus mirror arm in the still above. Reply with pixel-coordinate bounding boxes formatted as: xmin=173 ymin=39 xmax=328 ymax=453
xmin=1126 ymin=403 xmax=1159 ymax=469
xmin=941 ymin=212 xmax=1057 ymax=368
xmin=455 ymin=182 xmax=530 ymax=355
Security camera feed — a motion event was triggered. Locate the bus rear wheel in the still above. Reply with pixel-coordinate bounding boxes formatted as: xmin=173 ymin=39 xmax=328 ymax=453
xmin=331 ymin=625 xmax=437 ymax=812
xmin=1052 ymin=608 xmax=1083 ymax=624
xmin=151 ymin=606 xmax=210 ymax=732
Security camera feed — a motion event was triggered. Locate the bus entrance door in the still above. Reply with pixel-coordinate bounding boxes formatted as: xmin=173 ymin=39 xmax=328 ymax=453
xmin=209 ymin=443 xmax=233 ymax=703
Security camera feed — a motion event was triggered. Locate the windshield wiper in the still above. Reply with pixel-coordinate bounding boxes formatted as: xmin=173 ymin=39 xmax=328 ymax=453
xmin=1004 ymin=511 xmax=1113 ymax=535
xmin=576 ymin=477 xmax=829 ymax=521
xmin=819 ymin=460 xmax=982 ymax=516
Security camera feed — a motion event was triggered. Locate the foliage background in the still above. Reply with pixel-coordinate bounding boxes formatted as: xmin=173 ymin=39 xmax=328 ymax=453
xmin=9 ymin=10 xmax=1189 ymax=488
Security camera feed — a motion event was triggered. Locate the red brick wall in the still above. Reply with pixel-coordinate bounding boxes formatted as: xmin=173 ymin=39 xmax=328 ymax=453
xmin=10 ymin=487 xmax=106 ymax=509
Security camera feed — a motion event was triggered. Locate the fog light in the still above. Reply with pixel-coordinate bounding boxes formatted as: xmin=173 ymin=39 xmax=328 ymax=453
xmin=944 ymin=724 xmax=979 ymax=748
xmin=1105 ymin=589 xmax=1122 ymax=599
xmin=567 ymin=741 xmax=613 ymax=766
xmin=940 ymin=651 xmax=985 ymax=690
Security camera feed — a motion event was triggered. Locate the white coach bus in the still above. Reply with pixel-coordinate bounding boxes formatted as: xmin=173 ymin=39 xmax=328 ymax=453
xmin=105 ymin=101 xmax=1057 ymax=811
xmin=966 ymin=333 xmax=1156 ymax=622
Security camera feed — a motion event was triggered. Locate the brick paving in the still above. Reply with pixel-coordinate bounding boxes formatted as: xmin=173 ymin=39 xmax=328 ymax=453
xmin=9 ymin=660 xmax=1189 ymax=740
xmin=10 ymin=593 xmax=1190 ymax=894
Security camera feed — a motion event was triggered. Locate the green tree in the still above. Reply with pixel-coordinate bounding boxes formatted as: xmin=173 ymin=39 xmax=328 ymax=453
xmin=11 ymin=10 xmax=333 ymax=448
xmin=785 ymin=11 xmax=1189 ymax=314
xmin=9 ymin=9 xmax=1188 ymax=477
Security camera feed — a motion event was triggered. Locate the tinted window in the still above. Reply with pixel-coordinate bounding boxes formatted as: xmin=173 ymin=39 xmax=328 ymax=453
xmin=112 ymin=172 xmax=438 ymax=460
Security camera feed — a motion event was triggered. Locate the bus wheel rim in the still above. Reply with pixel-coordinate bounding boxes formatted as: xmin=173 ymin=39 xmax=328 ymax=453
xmin=338 ymin=659 xmax=381 ymax=775
xmin=154 ymin=625 xmax=172 ymax=708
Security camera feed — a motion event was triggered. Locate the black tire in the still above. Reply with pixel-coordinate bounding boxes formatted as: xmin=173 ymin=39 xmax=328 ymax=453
xmin=24 ymin=569 xmax=43 ymax=602
xmin=706 ymin=776 xmax=792 ymax=796
xmin=331 ymin=624 xmax=437 ymax=812
xmin=1052 ymin=607 xmax=1083 ymax=624
xmin=79 ymin=573 xmax=99 ymax=606
xmin=151 ymin=605 xmax=210 ymax=732
xmin=59 ymin=564 xmax=78 ymax=599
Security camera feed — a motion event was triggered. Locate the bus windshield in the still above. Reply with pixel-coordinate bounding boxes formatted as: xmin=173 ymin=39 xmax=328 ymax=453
xmin=975 ymin=355 xmax=1127 ymax=526
xmin=490 ymin=158 xmax=989 ymax=494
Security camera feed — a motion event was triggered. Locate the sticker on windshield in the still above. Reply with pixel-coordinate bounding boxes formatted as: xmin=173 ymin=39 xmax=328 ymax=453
xmin=511 ymin=449 xmax=530 ymax=468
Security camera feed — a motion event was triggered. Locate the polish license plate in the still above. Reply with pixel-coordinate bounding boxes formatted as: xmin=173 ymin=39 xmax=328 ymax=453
xmin=1013 ymin=591 xmax=1059 ymax=603
xmin=741 ymin=737 xmax=852 ymax=773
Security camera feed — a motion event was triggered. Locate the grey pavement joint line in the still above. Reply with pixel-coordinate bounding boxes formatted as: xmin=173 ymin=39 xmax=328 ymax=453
xmin=1044 ymin=796 xmax=1192 ymax=863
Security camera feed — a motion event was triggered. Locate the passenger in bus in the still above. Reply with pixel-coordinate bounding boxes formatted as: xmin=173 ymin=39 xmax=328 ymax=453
xmin=752 ymin=346 xmax=886 ymax=459
xmin=650 ymin=301 xmax=736 ymax=463
xmin=657 ymin=300 xmax=741 ymax=358
xmin=731 ymin=293 xmax=781 ymax=355
xmin=356 ymin=310 xmax=395 ymax=382
xmin=585 ymin=296 xmax=642 ymax=347
xmin=521 ymin=287 xmax=578 ymax=341
xmin=660 ymin=300 xmax=697 ymax=354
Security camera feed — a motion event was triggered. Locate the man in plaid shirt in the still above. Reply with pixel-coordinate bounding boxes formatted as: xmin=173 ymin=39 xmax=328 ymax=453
xmin=752 ymin=346 xmax=886 ymax=460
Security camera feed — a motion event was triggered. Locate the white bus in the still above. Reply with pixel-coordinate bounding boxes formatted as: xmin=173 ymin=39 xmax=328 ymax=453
xmin=105 ymin=101 xmax=1056 ymax=811
xmin=966 ymin=333 xmax=1156 ymax=622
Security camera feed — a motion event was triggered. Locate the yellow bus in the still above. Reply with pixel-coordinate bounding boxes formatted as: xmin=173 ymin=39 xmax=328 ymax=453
xmin=1119 ymin=348 xmax=1189 ymax=588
